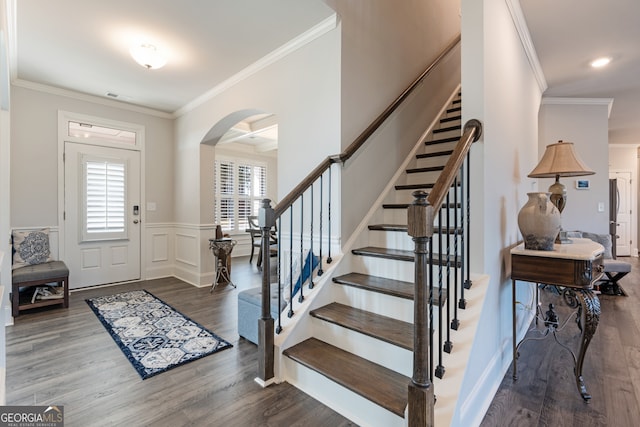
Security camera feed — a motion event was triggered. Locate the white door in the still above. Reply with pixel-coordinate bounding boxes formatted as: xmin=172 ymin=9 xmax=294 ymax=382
xmin=610 ymin=171 xmax=631 ymax=256
xmin=65 ymin=142 xmax=141 ymax=288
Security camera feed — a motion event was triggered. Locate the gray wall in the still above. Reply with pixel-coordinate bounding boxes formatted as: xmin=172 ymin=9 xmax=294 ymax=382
xmin=538 ymin=102 xmax=610 ymax=234
xmin=328 ymin=0 xmax=462 ymax=240
xmin=10 ymin=85 xmax=175 ymax=226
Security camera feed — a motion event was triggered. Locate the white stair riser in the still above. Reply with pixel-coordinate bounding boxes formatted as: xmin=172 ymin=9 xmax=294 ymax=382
xmin=282 ymin=357 xmax=405 ymax=427
xmin=404 ymin=170 xmax=442 ymax=185
xmin=311 ymin=317 xmax=413 ymax=377
xmin=332 ymin=283 xmax=414 ymax=321
xmin=350 ymin=254 xmax=415 ymax=282
xmin=382 ymin=207 xmax=464 ymax=225
xmin=368 ymin=230 xmax=462 ymax=253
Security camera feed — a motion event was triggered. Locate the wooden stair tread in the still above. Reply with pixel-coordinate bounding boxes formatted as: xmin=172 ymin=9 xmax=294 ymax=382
xmin=396 ymin=181 xmax=459 ymax=191
xmin=310 ymin=302 xmax=413 ymax=350
xmin=440 ymin=115 xmax=461 ymax=123
xmin=447 ymin=106 xmax=461 ymax=113
xmin=368 ymin=224 xmax=461 ymax=234
xmin=426 ymin=136 xmax=459 ymax=145
xmin=433 ymin=124 xmax=461 ymax=134
xmin=352 ymin=246 xmax=461 ymax=267
xmin=416 ymin=149 xmax=453 ymax=159
xmin=353 ymin=246 xmax=414 ymax=261
xmin=283 ymin=338 xmax=410 ymax=417
xmin=332 ymin=272 xmax=447 ymax=308
xmin=382 ymin=202 xmax=461 ymax=209
xmin=406 ymin=165 xmax=445 ymax=174
xmin=395 ymin=183 xmax=435 ymax=190
xmin=333 ymin=272 xmax=414 ymax=299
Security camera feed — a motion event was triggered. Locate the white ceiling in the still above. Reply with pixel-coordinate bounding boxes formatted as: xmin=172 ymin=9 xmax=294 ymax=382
xmin=519 ymin=0 xmax=640 ymax=145
xmin=8 ymin=1 xmax=639 ymax=145
xmin=11 ymin=0 xmax=334 ymax=114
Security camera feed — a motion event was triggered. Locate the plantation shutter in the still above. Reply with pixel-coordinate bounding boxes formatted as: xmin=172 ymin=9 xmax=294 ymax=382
xmin=214 ymin=159 xmax=267 ymax=233
xmin=82 ymin=157 xmax=127 ymax=241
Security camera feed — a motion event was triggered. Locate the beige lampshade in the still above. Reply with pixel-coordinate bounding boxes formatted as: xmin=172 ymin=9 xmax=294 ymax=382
xmin=528 ymin=140 xmax=595 ymax=178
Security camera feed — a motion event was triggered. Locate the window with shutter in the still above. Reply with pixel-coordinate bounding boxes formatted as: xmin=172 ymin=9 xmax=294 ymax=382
xmin=82 ymin=156 xmax=128 ymax=241
xmin=214 ymin=158 xmax=267 ymax=233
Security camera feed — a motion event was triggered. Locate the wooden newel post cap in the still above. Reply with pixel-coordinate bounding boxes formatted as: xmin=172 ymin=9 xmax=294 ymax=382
xmin=259 ymin=199 xmax=275 ymax=228
xmin=408 ymin=191 xmax=434 ymax=238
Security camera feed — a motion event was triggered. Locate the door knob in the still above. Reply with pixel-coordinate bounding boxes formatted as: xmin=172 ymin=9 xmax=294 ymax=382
xmin=133 ymin=219 xmax=139 ymax=224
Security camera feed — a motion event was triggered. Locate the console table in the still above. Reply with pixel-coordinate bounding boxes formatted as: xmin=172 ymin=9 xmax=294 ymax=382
xmin=511 ymin=238 xmax=604 ymax=401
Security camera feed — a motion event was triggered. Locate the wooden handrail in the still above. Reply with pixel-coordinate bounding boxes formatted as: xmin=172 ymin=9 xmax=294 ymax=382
xmin=427 ymin=119 xmax=482 ymax=212
xmin=273 ymin=33 xmax=462 ymax=218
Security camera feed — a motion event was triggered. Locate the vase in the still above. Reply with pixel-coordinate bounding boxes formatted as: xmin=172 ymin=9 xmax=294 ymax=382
xmin=517 ymin=192 xmax=561 ymax=251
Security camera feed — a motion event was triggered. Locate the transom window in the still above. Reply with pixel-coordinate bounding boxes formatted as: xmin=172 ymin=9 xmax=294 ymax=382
xmin=214 ymin=158 xmax=267 ymax=232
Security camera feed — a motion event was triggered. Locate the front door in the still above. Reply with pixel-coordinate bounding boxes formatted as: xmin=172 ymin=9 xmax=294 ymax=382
xmin=64 ymin=142 xmax=141 ymax=288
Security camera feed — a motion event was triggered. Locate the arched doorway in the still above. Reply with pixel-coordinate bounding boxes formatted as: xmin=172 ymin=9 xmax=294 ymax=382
xmin=201 ymin=110 xmax=278 ymax=258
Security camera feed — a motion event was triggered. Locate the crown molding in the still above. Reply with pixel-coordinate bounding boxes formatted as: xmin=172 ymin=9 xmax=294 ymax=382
xmin=175 ymin=13 xmax=338 ymax=117
xmin=541 ymin=97 xmax=614 ymax=118
xmin=11 ymin=78 xmax=175 ymax=119
xmin=506 ymin=0 xmax=547 ymax=93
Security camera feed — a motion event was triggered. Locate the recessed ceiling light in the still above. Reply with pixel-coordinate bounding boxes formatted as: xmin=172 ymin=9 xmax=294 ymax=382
xmin=590 ymin=57 xmax=611 ymax=68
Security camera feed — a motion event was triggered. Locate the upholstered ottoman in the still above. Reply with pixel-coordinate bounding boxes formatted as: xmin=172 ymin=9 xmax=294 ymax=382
xmin=238 ymin=283 xmax=285 ymax=344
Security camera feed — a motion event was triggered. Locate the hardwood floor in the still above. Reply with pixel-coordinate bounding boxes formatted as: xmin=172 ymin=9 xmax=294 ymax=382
xmin=6 ymin=256 xmax=355 ymax=427
xmin=481 ymin=256 xmax=640 ymax=427
xmin=9 ymin=255 xmax=640 ymax=426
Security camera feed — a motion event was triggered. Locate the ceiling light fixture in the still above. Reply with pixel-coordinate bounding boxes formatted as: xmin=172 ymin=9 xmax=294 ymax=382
xmin=130 ymin=43 xmax=167 ymax=69
xmin=590 ymin=57 xmax=611 ymax=68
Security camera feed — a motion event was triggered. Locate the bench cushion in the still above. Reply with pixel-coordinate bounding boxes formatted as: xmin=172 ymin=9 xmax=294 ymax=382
xmin=12 ymin=261 xmax=69 ymax=283
xmin=604 ymin=259 xmax=631 ymax=273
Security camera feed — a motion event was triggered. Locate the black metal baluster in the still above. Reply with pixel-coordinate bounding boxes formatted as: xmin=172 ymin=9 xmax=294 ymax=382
xmin=459 ymin=164 xmax=467 ymax=310
xmin=464 ymin=152 xmax=472 ymax=290
xmin=299 ymin=193 xmax=305 ymax=303
xmin=444 ymin=190 xmax=453 ymax=353
xmin=276 ymin=217 xmax=283 ymax=334
xmin=327 ymin=166 xmax=332 ymax=264
xmin=428 ymin=239 xmax=434 ymax=382
xmin=288 ymin=206 xmax=294 ymax=318
xmin=435 ymin=209 xmax=445 ymax=379
xmin=451 ymin=176 xmax=460 ymax=330
xmin=309 ymin=183 xmax=315 ymax=289
xmin=318 ymin=173 xmax=324 ymax=276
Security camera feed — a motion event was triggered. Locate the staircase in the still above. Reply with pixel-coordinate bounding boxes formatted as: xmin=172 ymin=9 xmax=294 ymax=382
xmin=277 ymin=92 xmax=489 ymax=426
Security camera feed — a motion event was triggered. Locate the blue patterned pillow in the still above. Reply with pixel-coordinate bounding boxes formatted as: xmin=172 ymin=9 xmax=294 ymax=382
xmin=12 ymin=228 xmax=53 ymax=270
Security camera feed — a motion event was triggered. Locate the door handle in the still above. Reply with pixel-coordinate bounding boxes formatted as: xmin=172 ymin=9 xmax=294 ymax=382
xmin=133 ymin=219 xmax=139 ymax=224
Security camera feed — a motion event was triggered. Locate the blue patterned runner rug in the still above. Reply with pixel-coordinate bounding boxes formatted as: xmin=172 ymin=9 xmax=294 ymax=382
xmin=86 ymin=289 xmax=232 ymax=379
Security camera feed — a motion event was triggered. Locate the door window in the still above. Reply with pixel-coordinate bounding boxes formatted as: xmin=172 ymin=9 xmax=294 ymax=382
xmin=81 ymin=156 xmax=128 ymax=241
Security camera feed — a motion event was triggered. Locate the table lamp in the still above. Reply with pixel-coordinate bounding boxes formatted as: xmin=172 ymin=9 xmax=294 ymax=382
xmin=528 ymin=140 xmax=595 ymax=242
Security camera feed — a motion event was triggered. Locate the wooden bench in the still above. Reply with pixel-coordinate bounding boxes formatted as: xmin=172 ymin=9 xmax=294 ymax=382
xmin=12 ymin=261 xmax=69 ymax=317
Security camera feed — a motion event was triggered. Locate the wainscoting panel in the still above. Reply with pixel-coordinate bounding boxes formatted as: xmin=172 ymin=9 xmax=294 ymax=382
xmin=175 ymin=233 xmax=198 ymax=267
xmin=145 ymin=224 xmax=174 ymax=280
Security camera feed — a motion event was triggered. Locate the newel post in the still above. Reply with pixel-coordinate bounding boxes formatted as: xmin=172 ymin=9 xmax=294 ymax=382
xmin=256 ymin=199 xmax=275 ymax=387
xmin=407 ymin=190 xmax=435 ymax=427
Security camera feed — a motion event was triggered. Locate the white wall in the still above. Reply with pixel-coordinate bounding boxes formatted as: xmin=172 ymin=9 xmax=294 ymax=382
xmin=456 ymin=1 xmax=543 ymax=425
xmin=328 ymin=0 xmax=462 ymax=239
xmin=172 ymin=21 xmax=341 ymax=285
xmin=538 ymin=101 xmax=610 ymax=234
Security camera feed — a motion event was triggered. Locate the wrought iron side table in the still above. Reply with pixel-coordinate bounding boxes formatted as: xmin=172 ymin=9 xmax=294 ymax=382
xmin=209 ymin=238 xmax=237 ymax=291
xmin=511 ymin=238 xmax=604 ymax=401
